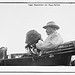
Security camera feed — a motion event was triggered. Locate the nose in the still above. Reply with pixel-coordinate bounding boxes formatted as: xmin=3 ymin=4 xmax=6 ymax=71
xmin=46 ymin=28 xmax=49 ymax=32
xmin=46 ymin=29 xmax=49 ymax=34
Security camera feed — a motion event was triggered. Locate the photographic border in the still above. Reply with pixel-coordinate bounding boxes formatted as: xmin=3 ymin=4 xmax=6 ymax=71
xmin=0 ymin=1 xmax=75 ymax=74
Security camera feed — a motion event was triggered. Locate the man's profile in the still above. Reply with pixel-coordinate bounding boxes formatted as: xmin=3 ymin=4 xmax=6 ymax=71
xmin=36 ymin=21 xmax=63 ymax=50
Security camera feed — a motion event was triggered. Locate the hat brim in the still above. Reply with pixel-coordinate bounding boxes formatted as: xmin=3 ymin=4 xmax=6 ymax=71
xmin=43 ymin=25 xmax=60 ymax=30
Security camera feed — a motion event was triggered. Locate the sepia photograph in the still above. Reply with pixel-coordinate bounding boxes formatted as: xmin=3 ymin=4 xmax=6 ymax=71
xmin=0 ymin=0 xmax=75 ymax=74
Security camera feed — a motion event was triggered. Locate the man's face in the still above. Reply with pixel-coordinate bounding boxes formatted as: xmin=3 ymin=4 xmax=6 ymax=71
xmin=46 ymin=27 xmax=55 ymax=35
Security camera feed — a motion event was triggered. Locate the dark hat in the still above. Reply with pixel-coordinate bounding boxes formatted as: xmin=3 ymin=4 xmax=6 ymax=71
xmin=43 ymin=21 xmax=60 ymax=30
xmin=25 ymin=30 xmax=41 ymax=45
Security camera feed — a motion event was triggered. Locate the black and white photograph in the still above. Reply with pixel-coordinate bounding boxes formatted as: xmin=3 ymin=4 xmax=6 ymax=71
xmin=0 ymin=0 xmax=75 ymax=74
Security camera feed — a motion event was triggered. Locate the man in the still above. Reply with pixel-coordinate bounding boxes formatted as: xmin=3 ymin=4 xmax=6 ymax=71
xmin=36 ymin=21 xmax=63 ymax=51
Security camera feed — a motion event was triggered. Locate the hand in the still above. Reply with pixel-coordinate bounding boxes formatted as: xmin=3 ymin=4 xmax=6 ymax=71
xmin=38 ymin=40 xmax=43 ymax=44
xmin=36 ymin=43 xmax=42 ymax=49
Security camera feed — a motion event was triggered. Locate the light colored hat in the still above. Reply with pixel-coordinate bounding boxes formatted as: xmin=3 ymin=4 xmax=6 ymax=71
xmin=43 ymin=21 xmax=60 ymax=30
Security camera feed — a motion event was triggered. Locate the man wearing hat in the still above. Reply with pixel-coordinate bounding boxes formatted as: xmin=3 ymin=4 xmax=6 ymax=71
xmin=36 ymin=21 xmax=63 ymax=50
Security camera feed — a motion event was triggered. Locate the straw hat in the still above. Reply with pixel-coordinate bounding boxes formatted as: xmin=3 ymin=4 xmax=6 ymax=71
xmin=43 ymin=21 xmax=60 ymax=30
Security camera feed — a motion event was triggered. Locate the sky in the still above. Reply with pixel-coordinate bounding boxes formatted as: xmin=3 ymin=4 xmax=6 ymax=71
xmin=0 ymin=3 xmax=75 ymax=55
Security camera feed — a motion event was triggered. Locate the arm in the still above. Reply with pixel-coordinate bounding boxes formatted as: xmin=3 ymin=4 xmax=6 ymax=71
xmin=41 ymin=42 xmax=57 ymax=50
xmin=39 ymin=34 xmax=63 ymax=50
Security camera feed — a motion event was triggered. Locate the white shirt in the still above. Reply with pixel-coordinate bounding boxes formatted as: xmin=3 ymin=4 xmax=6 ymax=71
xmin=36 ymin=31 xmax=63 ymax=50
